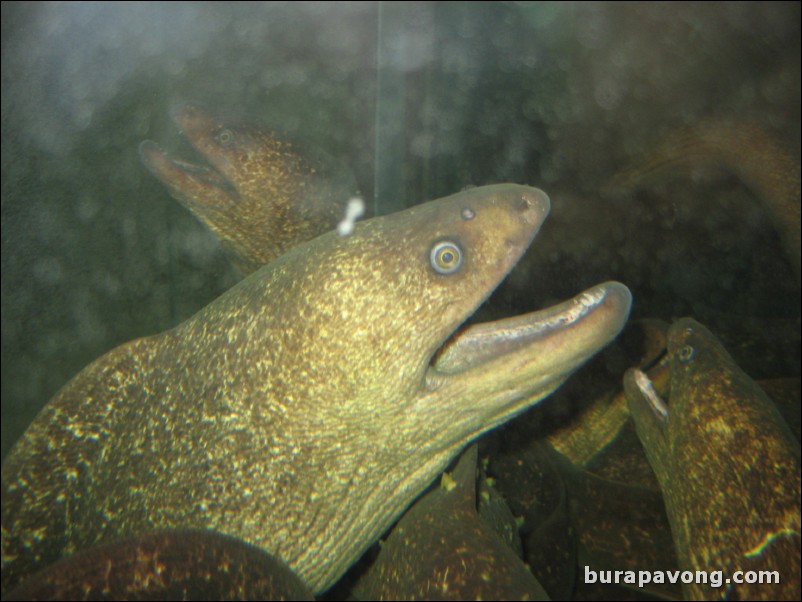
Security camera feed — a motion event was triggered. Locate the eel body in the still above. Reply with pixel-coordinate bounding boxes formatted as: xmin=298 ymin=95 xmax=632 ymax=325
xmin=2 ymin=529 xmax=313 ymax=601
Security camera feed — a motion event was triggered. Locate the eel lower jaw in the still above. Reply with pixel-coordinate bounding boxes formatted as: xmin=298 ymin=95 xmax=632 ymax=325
xmin=624 ymin=353 xmax=672 ymax=428
xmin=631 ymin=368 xmax=670 ymax=423
xmin=425 ymin=281 xmax=633 ymax=404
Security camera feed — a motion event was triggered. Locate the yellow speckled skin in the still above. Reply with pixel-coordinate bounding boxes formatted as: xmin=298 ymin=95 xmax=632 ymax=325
xmin=2 ymin=184 xmax=632 ymax=594
xmin=140 ymin=104 xmax=359 ymax=274
xmin=626 ymin=318 xmax=801 ymax=601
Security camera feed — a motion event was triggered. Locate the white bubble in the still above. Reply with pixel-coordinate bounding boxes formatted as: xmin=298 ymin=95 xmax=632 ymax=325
xmin=337 ymin=197 xmax=365 ymax=236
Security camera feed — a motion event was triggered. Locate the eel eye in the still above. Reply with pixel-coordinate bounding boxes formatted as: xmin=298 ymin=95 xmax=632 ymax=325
xmin=430 ymin=241 xmax=463 ymax=275
xmin=217 ymin=129 xmax=234 ymax=146
xmin=678 ymin=344 xmax=695 ymax=364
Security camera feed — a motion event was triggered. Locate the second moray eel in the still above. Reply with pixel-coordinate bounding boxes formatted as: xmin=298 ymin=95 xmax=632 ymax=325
xmin=140 ymin=104 xmax=359 ymax=274
xmin=626 ymin=318 xmax=801 ymax=601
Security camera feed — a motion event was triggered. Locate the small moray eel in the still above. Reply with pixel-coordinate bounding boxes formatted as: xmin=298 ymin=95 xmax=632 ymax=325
xmin=2 ymin=529 xmax=313 ymax=601
xmin=140 ymin=104 xmax=359 ymax=274
xmin=625 ymin=318 xmax=801 ymax=601
xmin=1 ymin=185 xmax=632 ymax=594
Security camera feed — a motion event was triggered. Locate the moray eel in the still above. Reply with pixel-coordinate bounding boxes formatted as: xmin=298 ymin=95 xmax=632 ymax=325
xmin=140 ymin=104 xmax=359 ymax=274
xmin=625 ymin=318 xmax=801 ymax=601
xmin=608 ymin=121 xmax=801 ymax=281
xmin=3 ymin=529 xmax=313 ymax=601
xmin=1 ymin=184 xmax=632 ymax=594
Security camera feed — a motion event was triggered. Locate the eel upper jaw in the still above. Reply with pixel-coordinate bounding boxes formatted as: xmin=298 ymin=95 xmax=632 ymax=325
xmin=424 ymin=281 xmax=633 ymax=427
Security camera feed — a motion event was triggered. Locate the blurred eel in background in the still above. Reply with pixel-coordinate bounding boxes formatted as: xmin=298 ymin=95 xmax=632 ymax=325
xmin=608 ymin=120 xmax=801 ymax=282
xmin=140 ymin=104 xmax=360 ymax=274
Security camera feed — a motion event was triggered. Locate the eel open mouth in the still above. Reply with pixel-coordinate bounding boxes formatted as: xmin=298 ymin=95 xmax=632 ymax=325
xmin=139 ymin=138 xmax=239 ymax=200
xmin=427 ymin=281 xmax=633 ymax=409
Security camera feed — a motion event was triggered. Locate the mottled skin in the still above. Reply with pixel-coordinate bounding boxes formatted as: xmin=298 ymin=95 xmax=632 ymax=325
xmin=140 ymin=104 xmax=359 ymax=274
xmin=608 ymin=121 xmax=802 ymax=281
xmin=353 ymin=445 xmax=549 ymax=601
xmin=3 ymin=529 xmax=313 ymax=601
xmin=1 ymin=185 xmax=632 ymax=594
xmin=625 ymin=318 xmax=801 ymax=600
